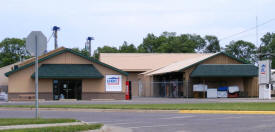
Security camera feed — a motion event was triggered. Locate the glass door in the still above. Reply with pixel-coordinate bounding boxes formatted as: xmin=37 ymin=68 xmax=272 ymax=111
xmin=53 ymin=80 xmax=82 ymax=100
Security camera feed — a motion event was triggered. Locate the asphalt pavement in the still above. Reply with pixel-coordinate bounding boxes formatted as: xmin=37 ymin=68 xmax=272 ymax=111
xmin=1 ymin=109 xmax=275 ymax=132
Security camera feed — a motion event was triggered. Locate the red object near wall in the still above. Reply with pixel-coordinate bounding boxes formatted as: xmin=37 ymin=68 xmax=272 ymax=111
xmin=228 ymin=92 xmax=239 ymax=98
xmin=125 ymin=81 xmax=130 ymax=100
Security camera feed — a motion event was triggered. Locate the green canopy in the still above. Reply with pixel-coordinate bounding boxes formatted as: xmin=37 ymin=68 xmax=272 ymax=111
xmin=190 ymin=64 xmax=258 ymax=77
xmin=31 ymin=64 xmax=103 ymax=79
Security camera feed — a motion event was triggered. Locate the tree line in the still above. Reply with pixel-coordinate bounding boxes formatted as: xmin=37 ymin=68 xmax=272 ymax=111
xmin=1 ymin=32 xmax=275 ymax=68
xmin=93 ymin=32 xmax=275 ymax=65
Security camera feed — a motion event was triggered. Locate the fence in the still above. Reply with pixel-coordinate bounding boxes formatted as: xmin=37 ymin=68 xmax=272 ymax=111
xmin=133 ymin=80 xmax=251 ymax=98
xmin=151 ymin=81 xmax=195 ymax=98
xmin=130 ymin=80 xmax=195 ymax=98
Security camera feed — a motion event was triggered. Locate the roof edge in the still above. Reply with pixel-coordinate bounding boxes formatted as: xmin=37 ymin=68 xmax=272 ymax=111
xmin=179 ymin=52 xmax=249 ymax=72
xmin=5 ymin=48 xmax=128 ymax=77
xmin=67 ymin=49 xmax=128 ymax=76
xmin=30 ymin=64 xmax=104 ymax=79
xmin=5 ymin=50 xmax=67 ymax=77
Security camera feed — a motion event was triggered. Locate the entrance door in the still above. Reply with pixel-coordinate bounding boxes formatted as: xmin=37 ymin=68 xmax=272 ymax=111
xmin=53 ymin=80 xmax=82 ymax=100
xmin=138 ymin=80 xmax=143 ymax=96
xmin=171 ymin=80 xmax=178 ymax=98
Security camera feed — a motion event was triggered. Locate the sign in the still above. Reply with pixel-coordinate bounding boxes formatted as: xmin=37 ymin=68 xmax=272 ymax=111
xmin=258 ymin=60 xmax=271 ymax=84
xmin=26 ymin=31 xmax=47 ymax=119
xmin=106 ymin=75 xmax=122 ymax=91
xmin=26 ymin=31 xmax=47 ymax=56
xmin=259 ymin=84 xmax=271 ymax=99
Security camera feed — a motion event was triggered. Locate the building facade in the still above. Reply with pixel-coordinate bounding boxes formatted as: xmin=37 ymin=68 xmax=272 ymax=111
xmin=5 ymin=47 xmax=128 ymax=100
xmin=100 ymin=52 xmax=258 ymax=97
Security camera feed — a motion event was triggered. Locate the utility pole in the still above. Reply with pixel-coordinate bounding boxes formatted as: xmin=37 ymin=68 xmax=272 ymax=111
xmin=53 ymin=26 xmax=60 ymax=49
xmin=256 ymin=16 xmax=259 ymax=48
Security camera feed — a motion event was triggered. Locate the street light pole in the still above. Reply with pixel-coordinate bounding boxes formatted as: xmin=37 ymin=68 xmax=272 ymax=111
xmin=35 ymin=35 xmax=39 ymax=119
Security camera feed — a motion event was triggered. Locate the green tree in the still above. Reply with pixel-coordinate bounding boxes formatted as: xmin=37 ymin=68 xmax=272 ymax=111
xmin=138 ymin=32 xmax=206 ymax=53
xmin=71 ymin=48 xmax=90 ymax=57
xmin=0 ymin=38 xmax=30 ymax=67
xmin=259 ymin=32 xmax=275 ymax=68
xmin=138 ymin=33 xmax=160 ymax=53
xmin=119 ymin=41 xmax=137 ymax=53
xmin=188 ymin=34 xmax=206 ymax=52
xmin=204 ymin=35 xmax=221 ymax=53
xmin=93 ymin=46 xmax=119 ymax=59
xmin=260 ymin=32 xmax=275 ymax=52
xmin=225 ymin=40 xmax=257 ymax=63
xmin=156 ymin=32 xmax=179 ymax=53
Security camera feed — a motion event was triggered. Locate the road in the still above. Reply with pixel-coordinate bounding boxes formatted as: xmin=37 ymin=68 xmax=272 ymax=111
xmin=1 ymin=109 xmax=275 ymax=132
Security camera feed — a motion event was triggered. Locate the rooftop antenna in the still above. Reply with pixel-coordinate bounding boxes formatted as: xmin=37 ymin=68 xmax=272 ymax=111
xmin=256 ymin=16 xmax=259 ymax=49
xmin=86 ymin=36 xmax=94 ymax=56
xmin=53 ymin=26 xmax=60 ymax=49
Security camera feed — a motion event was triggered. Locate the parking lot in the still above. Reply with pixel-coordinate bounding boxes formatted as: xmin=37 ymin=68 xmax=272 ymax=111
xmin=1 ymin=109 xmax=275 ymax=132
xmin=1 ymin=97 xmax=275 ymax=132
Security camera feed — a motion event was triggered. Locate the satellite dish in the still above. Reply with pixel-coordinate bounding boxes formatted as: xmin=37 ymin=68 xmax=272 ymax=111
xmin=26 ymin=31 xmax=47 ymax=56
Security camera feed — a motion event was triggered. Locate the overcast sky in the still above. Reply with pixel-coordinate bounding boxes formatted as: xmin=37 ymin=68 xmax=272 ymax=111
xmin=0 ymin=0 xmax=275 ymax=52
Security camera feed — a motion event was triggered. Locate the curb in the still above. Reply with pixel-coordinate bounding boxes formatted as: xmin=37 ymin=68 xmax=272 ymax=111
xmin=179 ymin=110 xmax=275 ymax=115
xmin=0 ymin=107 xmax=178 ymax=113
xmin=88 ymin=125 xmax=132 ymax=132
xmin=0 ymin=122 xmax=84 ymax=130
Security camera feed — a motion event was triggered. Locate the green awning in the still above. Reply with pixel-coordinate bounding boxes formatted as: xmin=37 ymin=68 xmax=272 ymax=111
xmin=190 ymin=64 xmax=258 ymax=77
xmin=31 ymin=64 xmax=104 ymax=79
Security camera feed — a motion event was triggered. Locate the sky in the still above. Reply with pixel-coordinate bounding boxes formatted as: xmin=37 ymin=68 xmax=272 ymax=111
xmin=0 ymin=0 xmax=275 ymax=52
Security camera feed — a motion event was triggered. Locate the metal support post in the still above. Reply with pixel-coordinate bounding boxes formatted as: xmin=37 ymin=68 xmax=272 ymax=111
xmin=35 ymin=35 xmax=39 ymax=119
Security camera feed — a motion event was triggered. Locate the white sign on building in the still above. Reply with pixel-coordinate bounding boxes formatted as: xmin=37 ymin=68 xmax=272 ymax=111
xmin=106 ymin=75 xmax=122 ymax=92
xmin=258 ymin=60 xmax=272 ymax=99
xmin=258 ymin=60 xmax=271 ymax=84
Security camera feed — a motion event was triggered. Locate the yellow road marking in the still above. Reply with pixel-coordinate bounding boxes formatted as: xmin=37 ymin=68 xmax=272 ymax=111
xmin=179 ymin=110 xmax=275 ymax=115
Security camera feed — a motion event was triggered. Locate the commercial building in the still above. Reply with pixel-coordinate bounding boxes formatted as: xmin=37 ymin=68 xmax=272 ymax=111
xmin=1 ymin=49 xmax=259 ymax=100
xmin=100 ymin=52 xmax=258 ymax=98
xmin=4 ymin=47 xmax=128 ymax=100
xmin=0 ymin=62 xmax=21 ymax=93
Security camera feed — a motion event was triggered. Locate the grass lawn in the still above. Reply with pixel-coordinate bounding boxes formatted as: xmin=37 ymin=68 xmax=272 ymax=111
xmin=0 ymin=118 xmax=78 ymax=126
xmin=2 ymin=102 xmax=275 ymax=111
xmin=0 ymin=124 xmax=102 ymax=132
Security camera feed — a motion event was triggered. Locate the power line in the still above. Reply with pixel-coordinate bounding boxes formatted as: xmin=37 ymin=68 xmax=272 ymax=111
xmin=219 ymin=18 xmax=275 ymax=41
xmin=47 ymin=32 xmax=54 ymax=44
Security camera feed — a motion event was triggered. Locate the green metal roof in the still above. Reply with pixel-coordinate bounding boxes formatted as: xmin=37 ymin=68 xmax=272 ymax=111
xmin=5 ymin=48 xmax=128 ymax=77
xmin=31 ymin=64 xmax=104 ymax=79
xmin=190 ymin=64 xmax=258 ymax=77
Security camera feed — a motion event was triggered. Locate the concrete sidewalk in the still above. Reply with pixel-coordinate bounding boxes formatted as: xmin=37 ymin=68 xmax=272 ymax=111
xmin=0 ymin=122 xmax=131 ymax=132
xmin=0 ymin=122 xmax=84 ymax=130
xmin=91 ymin=125 xmax=132 ymax=132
